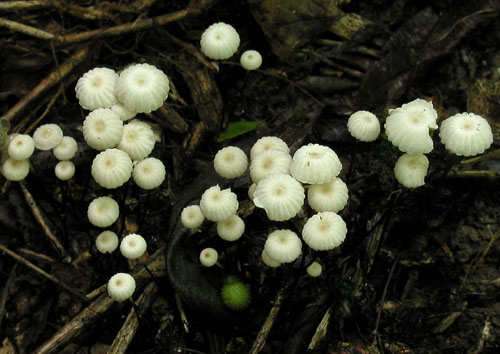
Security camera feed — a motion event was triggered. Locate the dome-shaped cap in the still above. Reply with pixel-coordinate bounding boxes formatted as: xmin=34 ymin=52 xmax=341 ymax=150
xmin=1 ymin=158 xmax=30 ymax=181
xmin=117 ymin=120 xmax=155 ymax=161
xmin=307 ymin=177 xmax=349 ymax=213
xmin=306 ymin=261 xmax=322 ymax=277
xmin=290 ymin=144 xmax=342 ymax=184
xmin=96 ymin=231 xmax=119 ymax=253
xmin=91 ymin=148 xmax=133 ymax=189
xmin=264 ymin=229 xmax=302 ymax=263
xmin=250 ymin=136 xmax=289 ymax=160
xmin=83 ymin=108 xmax=123 ymax=151
xmin=199 ymin=248 xmax=218 ymax=267
xmin=116 ymin=63 xmax=170 ymax=113
xmin=394 ymin=153 xmax=429 ymax=188
xmin=107 ymin=273 xmax=135 ymax=302
xmin=120 ymin=233 xmax=147 ymax=259
xmin=33 ymin=123 xmax=63 ymax=150
xmin=133 ymin=157 xmax=165 ymax=189
xmin=253 ymin=173 xmax=305 ymax=221
xmin=75 ymin=67 xmax=118 ymax=110
xmin=302 ymin=211 xmax=347 ymax=251
xmin=180 ymin=205 xmax=205 ymax=229
xmin=250 ymin=149 xmax=292 ymax=183
xmin=53 ymin=136 xmax=78 ymax=160
xmin=88 ymin=196 xmax=119 ymax=227
xmin=200 ymin=22 xmax=240 ymax=60
xmin=214 ymin=146 xmax=248 ymax=179
xmin=55 ymin=160 xmax=75 ymax=181
xmin=217 ymin=214 xmax=245 ymax=241
xmin=347 ymin=111 xmax=380 ymax=142
xmin=439 ymin=112 xmax=493 ymax=156
xmin=8 ymin=134 xmax=35 ymax=160
xmin=199 ymin=185 xmax=238 ymax=222
xmin=240 ymin=50 xmax=262 ymax=70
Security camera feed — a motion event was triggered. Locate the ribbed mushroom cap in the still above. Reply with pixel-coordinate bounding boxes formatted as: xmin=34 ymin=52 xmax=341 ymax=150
xmin=394 ymin=153 xmax=429 ymax=188
xmin=111 ymin=101 xmax=137 ymax=122
xmin=199 ymin=185 xmax=238 ymax=222
xmin=83 ymin=108 xmax=123 ymax=150
xmin=199 ymin=248 xmax=218 ymax=267
xmin=116 ymin=63 xmax=170 ymax=113
xmin=302 ymin=212 xmax=347 ymax=251
xmin=200 ymin=22 xmax=240 ymax=60
xmin=55 ymin=160 xmax=75 ymax=181
xmin=240 ymin=50 xmax=262 ymax=70
xmin=264 ymin=229 xmax=302 ymax=263
xmin=261 ymin=250 xmax=281 ymax=268
xmin=117 ymin=120 xmax=155 ymax=161
xmin=253 ymin=173 xmax=305 ymax=221
xmin=107 ymin=273 xmax=135 ymax=302
xmin=250 ymin=149 xmax=292 ymax=183
xmin=96 ymin=230 xmax=119 ymax=253
xmin=290 ymin=144 xmax=342 ymax=184
xmin=33 ymin=124 xmax=63 ymax=150
xmin=307 ymin=177 xmax=349 ymax=213
xmin=133 ymin=157 xmax=165 ymax=189
xmin=75 ymin=67 xmax=118 ymax=110
xmin=1 ymin=158 xmax=30 ymax=181
xmin=120 ymin=233 xmax=147 ymax=259
xmin=180 ymin=205 xmax=205 ymax=229
xmin=385 ymin=99 xmax=438 ymax=154
xmin=217 ymin=214 xmax=245 ymax=241
xmin=439 ymin=112 xmax=493 ymax=156
xmin=91 ymin=148 xmax=133 ymax=189
xmin=8 ymin=134 xmax=35 ymax=160
xmin=87 ymin=196 xmax=119 ymax=228
xmin=53 ymin=136 xmax=78 ymax=160
xmin=347 ymin=111 xmax=381 ymax=142
xmin=214 ymin=146 xmax=248 ymax=179
xmin=250 ymin=136 xmax=289 ymax=160
xmin=306 ymin=261 xmax=322 ymax=277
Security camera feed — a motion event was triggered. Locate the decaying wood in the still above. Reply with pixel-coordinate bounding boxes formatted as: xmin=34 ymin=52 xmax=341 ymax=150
xmin=0 ymin=17 xmax=55 ymax=40
xmin=0 ymin=0 xmax=46 ymax=11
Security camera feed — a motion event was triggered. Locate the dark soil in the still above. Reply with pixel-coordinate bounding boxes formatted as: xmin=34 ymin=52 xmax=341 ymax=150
xmin=0 ymin=0 xmax=499 ymax=353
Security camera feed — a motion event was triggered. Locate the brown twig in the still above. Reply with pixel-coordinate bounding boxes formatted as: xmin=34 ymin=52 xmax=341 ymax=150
xmin=0 ymin=1 xmax=46 ymax=11
xmin=19 ymin=181 xmax=70 ymax=260
xmin=34 ymin=293 xmax=113 ymax=354
xmin=18 ymin=247 xmax=57 ymax=263
xmin=3 ymin=46 xmax=90 ymax=122
xmin=307 ymin=306 xmax=332 ymax=350
xmin=107 ymin=282 xmax=158 ymax=354
xmin=0 ymin=17 xmax=55 ymax=39
xmin=446 ymin=170 xmax=500 ymax=179
xmin=0 ymin=243 xmax=88 ymax=303
xmin=250 ymin=282 xmax=290 ymax=354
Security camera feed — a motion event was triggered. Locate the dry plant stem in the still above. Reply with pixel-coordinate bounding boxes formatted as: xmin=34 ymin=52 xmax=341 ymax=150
xmin=19 ymin=181 xmax=70 ymax=260
xmin=446 ymin=170 xmax=500 ymax=179
xmin=250 ymin=283 xmax=290 ymax=354
xmin=34 ymin=293 xmax=113 ymax=354
xmin=18 ymin=247 xmax=57 ymax=263
xmin=0 ymin=1 xmax=46 ymax=10
xmin=175 ymin=292 xmax=190 ymax=333
xmin=461 ymin=149 xmax=500 ymax=165
xmin=17 ymin=88 xmax=61 ymax=135
xmin=470 ymin=316 xmax=492 ymax=354
xmin=3 ymin=47 xmax=89 ymax=122
xmin=0 ymin=243 xmax=88 ymax=303
xmin=0 ymin=17 xmax=55 ymax=39
xmin=108 ymin=282 xmax=158 ymax=354
xmin=308 ymin=306 xmax=332 ymax=350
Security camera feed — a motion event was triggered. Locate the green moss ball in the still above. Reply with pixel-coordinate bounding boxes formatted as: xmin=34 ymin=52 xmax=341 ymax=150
xmin=221 ymin=277 xmax=251 ymax=310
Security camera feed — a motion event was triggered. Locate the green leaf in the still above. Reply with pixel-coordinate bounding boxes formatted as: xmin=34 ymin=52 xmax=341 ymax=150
xmin=217 ymin=121 xmax=261 ymax=142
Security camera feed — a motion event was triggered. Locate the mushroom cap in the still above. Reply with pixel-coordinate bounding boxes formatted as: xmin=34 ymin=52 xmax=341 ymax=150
xmin=33 ymin=123 xmax=63 ymax=150
xmin=200 ymin=22 xmax=240 ymax=60
xmin=214 ymin=146 xmax=248 ymax=179
xmin=83 ymin=108 xmax=124 ymax=150
xmin=439 ymin=112 xmax=493 ymax=156
xmin=107 ymin=273 xmax=136 ymax=302
xmin=217 ymin=214 xmax=245 ymax=241
xmin=111 ymin=101 xmax=137 ymax=121
xmin=250 ymin=136 xmax=289 ymax=160
xmin=199 ymin=185 xmax=238 ymax=222
xmin=261 ymin=250 xmax=281 ymax=268
xmin=117 ymin=120 xmax=155 ymax=161
xmin=180 ymin=205 xmax=205 ymax=229
xmin=133 ymin=157 xmax=165 ymax=189
xmin=120 ymin=233 xmax=147 ymax=259
xmin=55 ymin=160 xmax=75 ymax=181
xmin=199 ymin=248 xmax=218 ymax=267
xmin=290 ymin=144 xmax=342 ymax=184
xmin=8 ymin=134 xmax=35 ymax=161
xmin=240 ymin=50 xmax=262 ymax=70
xmin=91 ymin=148 xmax=133 ymax=189
xmin=264 ymin=229 xmax=302 ymax=263
xmin=253 ymin=173 xmax=305 ymax=221
xmin=302 ymin=211 xmax=347 ymax=251
xmin=53 ymin=136 xmax=78 ymax=160
xmin=96 ymin=230 xmax=119 ymax=253
xmin=1 ymin=158 xmax=30 ymax=181
xmin=394 ymin=153 xmax=429 ymax=188
xmin=384 ymin=99 xmax=438 ymax=154
xmin=306 ymin=261 xmax=323 ymax=277
xmin=87 ymin=196 xmax=119 ymax=228
xmin=116 ymin=63 xmax=170 ymax=113
xmin=250 ymin=149 xmax=292 ymax=183
xmin=347 ymin=110 xmax=381 ymax=142
xmin=307 ymin=177 xmax=349 ymax=213
xmin=75 ymin=67 xmax=118 ymax=111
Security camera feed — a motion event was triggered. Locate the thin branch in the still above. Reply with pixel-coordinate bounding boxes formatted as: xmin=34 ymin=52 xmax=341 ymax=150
xmin=0 ymin=243 xmax=88 ymax=303
xmin=0 ymin=1 xmax=47 ymax=11
xmin=0 ymin=17 xmax=55 ymax=39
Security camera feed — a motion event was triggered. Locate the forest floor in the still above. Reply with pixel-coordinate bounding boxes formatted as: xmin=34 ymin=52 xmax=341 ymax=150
xmin=0 ymin=0 xmax=499 ymax=353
